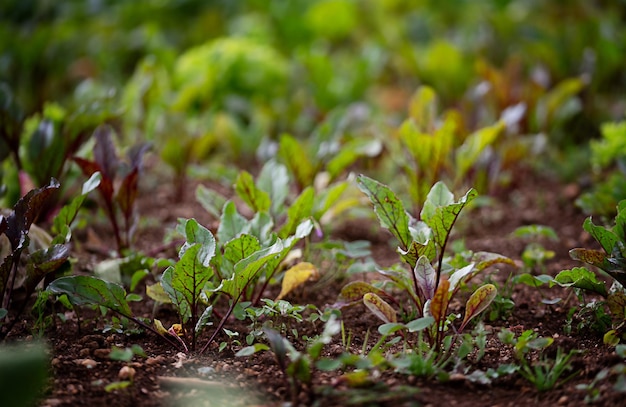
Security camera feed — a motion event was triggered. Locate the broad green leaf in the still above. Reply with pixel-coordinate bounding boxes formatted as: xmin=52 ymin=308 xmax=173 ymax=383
xmin=399 ymin=239 xmax=437 ymax=268
xmin=421 ymin=184 xmax=477 ymax=249
xmin=223 ymin=234 xmax=261 ymax=266
xmin=326 ymin=139 xmax=383 ymax=179
xmin=356 ymin=175 xmax=412 ymax=250
xmin=337 ymin=281 xmax=388 ymax=303
xmin=275 ymin=262 xmax=319 ymax=301
xmin=248 ymin=212 xmax=275 ymax=245
xmin=52 ymin=172 xmax=101 ymax=236
xmin=554 ymin=267 xmax=608 ymax=297
xmin=363 ymin=292 xmax=396 ymax=324
xmin=47 ymin=275 xmax=132 ymax=316
xmin=180 ymin=219 xmax=216 ymax=267
xmin=430 ymin=279 xmax=450 ymax=324
xmin=161 ymin=244 xmax=214 ymax=322
xmin=278 ymin=133 xmax=314 ymax=189
xmin=217 ymin=201 xmax=248 ymax=244
xmin=256 ymin=160 xmax=290 ymax=215
xmin=583 ymin=217 xmax=618 ymax=255
xmin=459 ymin=284 xmax=497 ymax=332
xmin=455 ymin=121 xmax=504 ymax=182
xmin=512 ymin=225 xmax=559 ymax=241
xmin=235 ymin=170 xmax=271 ymax=213
xmin=406 ymin=316 xmax=435 ymax=332
xmin=219 ymin=240 xmax=285 ymax=299
xmin=195 ymin=184 xmax=228 ymax=219
xmin=414 ymin=255 xmax=436 ymax=300
xmin=279 ymin=187 xmax=314 ymax=238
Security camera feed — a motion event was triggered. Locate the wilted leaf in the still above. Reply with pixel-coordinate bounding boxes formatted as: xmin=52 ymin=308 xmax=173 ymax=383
xmin=356 ymin=175 xmax=412 ymax=250
xmin=146 ymin=283 xmax=171 ymax=304
xmin=430 ymin=279 xmax=450 ymax=324
xmin=275 ymin=262 xmax=319 ymax=301
xmin=459 ymin=284 xmax=497 ymax=332
xmin=363 ymin=292 xmax=396 ymax=324
xmin=336 ymin=281 xmax=388 ymax=304
xmin=607 ymin=292 xmax=626 ymax=319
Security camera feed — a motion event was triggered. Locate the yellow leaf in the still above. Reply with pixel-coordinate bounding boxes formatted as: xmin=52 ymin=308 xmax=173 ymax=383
xmin=154 ymin=319 xmax=168 ymax=335
xmin=275 ymin=262 xmax=319 ymax=301
xmin=430 ymin=279 xmax=450 ymax=324
xmin=146 ymin=283 xmax=171 ymax=304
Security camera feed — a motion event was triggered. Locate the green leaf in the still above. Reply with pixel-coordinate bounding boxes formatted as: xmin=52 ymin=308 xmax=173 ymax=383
xmin=279 ymin=187 xmax=314 ymax=238
xmin=607 ymin=292 xmax=626 ymax=320
xmin=235 ymin=170 xmax=271 ymax=213
xmin=583 ymin=217 xmax=619 ymax=255
xmin=408 ymin=86 xmax=437 ymax=131
xmin=421 ymin=183 xmax=477 ymax=249
xmin=406 ymin=316 xmax=435 ymax=332
xmin=47 ymin=275 xmax=132 ymax=316
xmin=378 ymin=322 xmax=405 ymax=335
xmin=459 ymin=284 xmax=497 ymax=332
xmin=455 ymin=121 xmax=504 ymax=182
xmin=235 ymin=343 xmax=270 ymax=357
xmin=0 ymin=342 xmax=49 ymax=407
xmin=195 ymin=184 xmax=228 ymax=219
xmin=161 ymin=244 xmax=214 ymax=323
xmin=356 ymin=175 xmax=412 ymax=250
xmin=278 ymin=133 xmax=314 ymax=189
xmin=554 ymin=267 xmax=608 ymax=297
xmin=399 ymin=239 xmax=437 ymax=269
xmin=256 ymin=160 xmax=290 ymax=215
xmin=180 ymin=219 xmax=216 ymax=267
xmin=223 ymin=234 xmax=261 ymax=267
xmin=219 ymin=240 xmax=285 ymax=300
xmin=363 ymin=292 xmax=396 ymax=324
xmin=217 ymin=201 xmax=248 ymax=244
xmin=52 ymin=172 xmax=101 ymax=236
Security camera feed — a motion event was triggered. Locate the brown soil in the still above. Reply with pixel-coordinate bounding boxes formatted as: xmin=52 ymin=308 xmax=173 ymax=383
xmin=4 ymin=169 xmax=626 ymax=407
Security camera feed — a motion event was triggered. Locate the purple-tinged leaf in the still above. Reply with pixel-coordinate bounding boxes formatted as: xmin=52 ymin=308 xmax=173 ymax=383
xmin=459 ymin=284 xmax=497 ymax=332
xmin=25 ymin=244 xmax=70 ymax=294
xmin=5 ymin=178 xmax=60 ymax=250
xmin=414 ymin=256 xmax=436 ymax=300
xmin=337 ymin=281 xmax=389 ymax=303
xmin=93 ymin=125 xmax=119 ymax=180
xmin=116 ymin=168 xmax=138 ymax=219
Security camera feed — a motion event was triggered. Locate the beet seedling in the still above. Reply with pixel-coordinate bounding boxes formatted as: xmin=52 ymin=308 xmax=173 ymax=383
xmin=338 ymin=175 xmax=514 ymax=350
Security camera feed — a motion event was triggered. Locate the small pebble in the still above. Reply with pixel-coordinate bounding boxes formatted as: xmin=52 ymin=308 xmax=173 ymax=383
xmin=558 ymin=395 xmax=568 ymax=405
xmin=93 ymin=349 xmax=110 ymax=359
xmin=118 ymin=366 xmax=136 ymax=381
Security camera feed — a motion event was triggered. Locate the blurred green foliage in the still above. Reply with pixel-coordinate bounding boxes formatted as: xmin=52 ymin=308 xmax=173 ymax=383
xmin=1 ymin=0 xmax=625 ymax=210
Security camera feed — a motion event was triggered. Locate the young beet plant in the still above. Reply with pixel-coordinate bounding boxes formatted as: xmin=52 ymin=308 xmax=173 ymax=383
xmin=556 ymin=199 xmax=626 ymax=344
xmin=336 ymin=175 xmax=514 ymax=350
xmin=73 ymin=124 xmax=150 ymax=255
